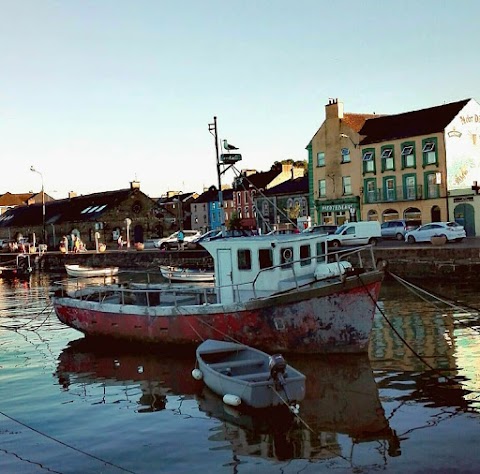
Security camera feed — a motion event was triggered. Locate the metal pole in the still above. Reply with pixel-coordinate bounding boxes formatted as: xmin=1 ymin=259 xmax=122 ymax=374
xmin=209 ymin=116 xmax=225 ymax=236
xmin=30 ymin=166 xmax=46 ymax=244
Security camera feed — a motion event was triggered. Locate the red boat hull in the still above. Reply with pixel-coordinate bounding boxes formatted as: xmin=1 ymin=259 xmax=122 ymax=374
xmin=54 ymin=274 xmax=382 ymax=354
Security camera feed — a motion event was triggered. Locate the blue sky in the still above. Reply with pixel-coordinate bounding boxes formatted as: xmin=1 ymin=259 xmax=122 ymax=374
xmin=1 ymin=0 xmax=479 ymax=199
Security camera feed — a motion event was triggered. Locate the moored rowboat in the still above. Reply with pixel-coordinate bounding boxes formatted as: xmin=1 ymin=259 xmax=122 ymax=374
xmin=65 ymin=264 xmax=119 ymax=278
xmin=160 ymin=264 xmax=214 ymax=283
xmin=195 ymin=339 xmax=306 ymax=409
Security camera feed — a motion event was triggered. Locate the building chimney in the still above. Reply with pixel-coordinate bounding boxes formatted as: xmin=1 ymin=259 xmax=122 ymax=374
xmin=68 ymin=191 xmax=77 ymax=199
xmin=130 ymin=180 xmax=140 ymax=190
xmin=325 ymin=98 xmax=344 ymax=120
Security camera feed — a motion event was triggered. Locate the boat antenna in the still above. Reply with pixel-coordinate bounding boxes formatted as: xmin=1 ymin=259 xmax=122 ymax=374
xmin=208 ymin=116 xmax=226 ymax=237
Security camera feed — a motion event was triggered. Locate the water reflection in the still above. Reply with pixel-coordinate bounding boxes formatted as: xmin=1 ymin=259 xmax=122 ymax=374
xmin=55 ymin=338 xmax=400 ymax=464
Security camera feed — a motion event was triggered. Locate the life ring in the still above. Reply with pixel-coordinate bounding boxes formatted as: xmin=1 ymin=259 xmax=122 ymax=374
xmin=282 ymin=248 xmax=293 ymax=261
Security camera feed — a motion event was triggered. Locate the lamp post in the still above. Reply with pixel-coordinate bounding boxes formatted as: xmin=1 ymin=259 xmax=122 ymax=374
xmin=30 ymin=166 xmax=46 ymax=244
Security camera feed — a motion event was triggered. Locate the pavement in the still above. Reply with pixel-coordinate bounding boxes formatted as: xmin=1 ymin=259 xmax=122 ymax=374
xmin=377 ymin=236 xmax=480 ymax=249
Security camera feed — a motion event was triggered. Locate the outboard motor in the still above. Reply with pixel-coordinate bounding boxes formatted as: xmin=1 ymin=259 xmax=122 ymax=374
xmin=269 ymin=353 xmax=287 ymax=387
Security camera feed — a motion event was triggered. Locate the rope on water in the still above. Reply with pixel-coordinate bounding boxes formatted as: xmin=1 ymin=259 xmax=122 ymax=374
xmin=358 ymin=272 xmax=470 ymax=387
xmin=388 ymin=271 xmax=480 ymax=335
xmin=0 ymin=410 xmax=137 ymax=474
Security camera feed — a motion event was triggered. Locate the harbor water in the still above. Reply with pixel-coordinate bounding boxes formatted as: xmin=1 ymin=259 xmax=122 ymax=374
xmin=0 ymin=272 xmax=479 ymax=473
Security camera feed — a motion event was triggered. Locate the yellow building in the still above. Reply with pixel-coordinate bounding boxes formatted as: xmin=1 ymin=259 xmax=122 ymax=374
xmin=308 ymin=98 xmax=480 ymax=234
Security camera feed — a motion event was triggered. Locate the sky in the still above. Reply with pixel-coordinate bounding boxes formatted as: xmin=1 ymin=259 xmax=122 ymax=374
xmin=1 ymin=0 xmax=479 ymax=199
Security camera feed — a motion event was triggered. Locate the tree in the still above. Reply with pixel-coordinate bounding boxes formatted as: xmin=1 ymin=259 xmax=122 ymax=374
xmin=228 ymin=211 xmax=242 ymax=230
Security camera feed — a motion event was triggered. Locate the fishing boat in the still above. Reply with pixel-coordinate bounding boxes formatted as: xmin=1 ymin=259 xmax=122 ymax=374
xmin=52 ymin=118 xmax=384 ymax=354
xmin=160 ymin=264 xmax=214 ymax=283
xmin=52 ymin=232 xmax=385 ymax=354
xmin=65 ymin=264 xmax=119 ymax=278
xmin=194 ymin=339 xmax=306 ymax=409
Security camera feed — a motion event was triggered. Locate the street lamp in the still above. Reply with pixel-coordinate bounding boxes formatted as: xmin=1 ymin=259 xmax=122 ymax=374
xmin=30 ymin=166 xmax=46 ymax=244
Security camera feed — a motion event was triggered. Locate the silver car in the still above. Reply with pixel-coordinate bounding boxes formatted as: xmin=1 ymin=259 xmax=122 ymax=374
xmin=405 ymin=221 xmax=466 ymax=244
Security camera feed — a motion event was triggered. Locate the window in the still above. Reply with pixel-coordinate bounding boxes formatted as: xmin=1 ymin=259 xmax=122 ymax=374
xmin=401 ymin=144 xmax=415 ymax=168
xmin=237 ymin=249 xmax=251 ymax=270
xmin=422 ymin=138 xmax=437 ymax=165
xmin=300 ymin=245 xmax=311 ymax=266
xmin=342 ymin=176 xmax=352 ymax=195
xmin=384 ymin=178 xmax=396 ymax=201
xmin=404 ymin=175 xmax=416 ymax=200
xmin=259 ymin=248 xmax=273 ymax=269
xmin=381 ymin=147 xmax=394 ymax=171
xmin=426 ymin=172 xmax=439 ymax=198
xmin=319 ymin=179 xmax=326 ymax=197
xmin=341 ymin=148 xmax=351 ymax=163
xmin=316 ymin=241 xmax=326 ymax=262
xmin=262 ymin=201 xmax=269 ymax=216
xmin=244 ymin=207 xmax=249 ymax=218
xmin=237 ymin=207 xmax=242 ymax=218
xmin=280 ymin=247 xmax=294 ymax=268
xmin=317 ymin=152 xmax=325 ymax=167
xmin=365 ymin=179 xmax=377 ymax=203
xmin=362 ymin=149 xmax=375 ymax=173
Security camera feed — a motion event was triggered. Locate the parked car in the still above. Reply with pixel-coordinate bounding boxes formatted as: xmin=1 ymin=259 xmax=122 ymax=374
xmin=404 ymin=222 xmax=466 ymax=244
xmin=155 ymin=230 xmax=202 ymax=250
xmin=381 ymin=219 xmax=421 ymax=241
xmin=302 ymin=224 xmax=338 ymax=235
xmin=326 ymin=221 xmax=382 ymax=247
xmin=186 ymin=229 xmax=221 ymax=250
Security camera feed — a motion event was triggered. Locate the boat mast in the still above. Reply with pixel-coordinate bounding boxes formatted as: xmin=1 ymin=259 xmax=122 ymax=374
xmin=209 ymin=116 xmax=226 ymax=236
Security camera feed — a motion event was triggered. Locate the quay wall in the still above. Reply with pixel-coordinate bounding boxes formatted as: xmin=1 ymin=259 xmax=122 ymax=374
xmin=2 ymin=247 xmax=480 ymax=282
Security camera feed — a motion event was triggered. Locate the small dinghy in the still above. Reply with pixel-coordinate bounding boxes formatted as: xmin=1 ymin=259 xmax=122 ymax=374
xmin=194 ymin=339 xmax=306 ymax=409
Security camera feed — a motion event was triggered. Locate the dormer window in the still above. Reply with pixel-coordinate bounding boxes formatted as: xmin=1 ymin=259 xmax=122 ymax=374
xmin=422 ymin=142 xmax=435 ymax=153
xmin=381 ymin=148 xmax=392 ymax=159
xmin=381 ymin=147 xmax=394 ymax=171
xmin=363 ymin=151 xmax=373 ymax=161
xmin=422 ymin=138 xmax=438 ymax=165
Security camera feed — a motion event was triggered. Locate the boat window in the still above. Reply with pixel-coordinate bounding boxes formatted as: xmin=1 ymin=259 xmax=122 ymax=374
xmin=280 ymin=247 xmax=293 ymax=269
xmin=300 ymin=245 xmax=311 ymax=266
xmin=259 ymin=248 xmax=273 ymax=270
xmin=237 ymin=249 xmax=251 ymax=270
xmin=316 ymin=242 xmax=326 ymax=262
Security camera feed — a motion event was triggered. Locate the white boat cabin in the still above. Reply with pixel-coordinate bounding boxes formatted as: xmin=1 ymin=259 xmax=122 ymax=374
xmin=201 ymin=233 xmax=348 ymax=304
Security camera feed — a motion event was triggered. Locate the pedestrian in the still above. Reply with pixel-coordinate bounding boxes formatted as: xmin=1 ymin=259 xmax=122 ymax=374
xmin=177 ymin=229 xmax=184 ymax=250
xmin=117 ymin=235 xmax=124 ymax=249
xmin=74 ymin=236 xmax=80 ymax=253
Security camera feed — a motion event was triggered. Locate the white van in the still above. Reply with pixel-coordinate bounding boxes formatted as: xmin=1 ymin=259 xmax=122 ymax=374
xmin=326 ymin=221 xmax=381 ymax=247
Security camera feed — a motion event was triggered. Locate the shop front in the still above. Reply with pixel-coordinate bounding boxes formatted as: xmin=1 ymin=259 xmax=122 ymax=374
xmin=316 ymin=197 xmax=361 ymax=225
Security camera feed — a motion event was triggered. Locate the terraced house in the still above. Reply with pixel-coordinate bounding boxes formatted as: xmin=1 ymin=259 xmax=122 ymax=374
xmin=308 ymin=98 xmax=480 ymax=235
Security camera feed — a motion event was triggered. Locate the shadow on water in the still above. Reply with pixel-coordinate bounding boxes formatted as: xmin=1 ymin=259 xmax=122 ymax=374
xmin=55 ymin=337 xmax=401 ymax=464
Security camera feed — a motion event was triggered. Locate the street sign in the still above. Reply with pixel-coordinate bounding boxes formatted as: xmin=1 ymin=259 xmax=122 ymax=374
xmin=220 ymin=153 xmax=242 ymax=164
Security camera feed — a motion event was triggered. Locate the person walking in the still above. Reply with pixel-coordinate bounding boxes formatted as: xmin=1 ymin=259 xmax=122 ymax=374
xmin=177 ymin=229 xmax=185 ymax=250
xmin=117 ymin=235 xmax=124 ymax=249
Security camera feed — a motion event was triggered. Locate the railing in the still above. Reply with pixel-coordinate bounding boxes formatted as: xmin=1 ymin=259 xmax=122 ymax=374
xmin=364 ymin=184 xmax=446 ymax=204
xmin=54 ymin=245 xmax=380 ymax=307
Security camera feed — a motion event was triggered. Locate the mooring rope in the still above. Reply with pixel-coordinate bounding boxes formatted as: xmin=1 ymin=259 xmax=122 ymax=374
xmin=0 ymin=410 xmax=137 ymax=474
xmin=388 ymin=272 xmax=480 ymax=335
xmin=359 ymin=272 xmax=472 ymax=386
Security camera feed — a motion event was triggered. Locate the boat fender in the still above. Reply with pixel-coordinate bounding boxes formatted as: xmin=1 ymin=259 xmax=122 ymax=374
xmin=191 ymin=368 xmax=203 ymax=380
xmin=223 ymin=394 xmax=241 ymax=406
